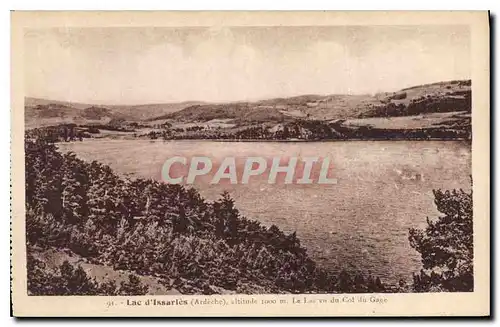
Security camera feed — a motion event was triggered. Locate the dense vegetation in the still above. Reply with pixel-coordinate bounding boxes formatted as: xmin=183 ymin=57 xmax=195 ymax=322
xmin=80 ymin=106 xmax=113 ymax=120
xmin=360 ymin=89 xmax=471 ymax=118
xmin=27 ymin=251 xmax=149 ymax=295
xmin=25 ymin=122 xmax=138 ymax=143
xmin=25 ymin=124 xmax=90 ymax=142
xmin=26 ymin=137 xmax=388 ymax=295
xmin=409 ymin=189 xmax=473 ymax=292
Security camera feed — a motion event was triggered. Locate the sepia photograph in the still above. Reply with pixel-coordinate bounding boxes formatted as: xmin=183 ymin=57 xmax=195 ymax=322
xmin=10 ymin=11 xmax=490 ymax=317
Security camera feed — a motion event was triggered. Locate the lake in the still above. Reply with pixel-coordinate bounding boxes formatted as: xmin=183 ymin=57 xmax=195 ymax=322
xmin=58 ymin=139 xmax=472 ymax=284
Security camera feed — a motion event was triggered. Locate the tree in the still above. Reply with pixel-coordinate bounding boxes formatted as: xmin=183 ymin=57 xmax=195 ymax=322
xmin=213 ymin=191 xmax=240 ymax=243
xmin=118 ymin=274 xmax=149 ymax=295
xmin=59 ymin=261 xmax=100 ymax=295
xmin=409 ymin=189 xmax=473 ymax=292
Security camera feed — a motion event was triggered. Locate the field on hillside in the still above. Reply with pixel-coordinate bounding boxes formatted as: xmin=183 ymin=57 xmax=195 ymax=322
xmin=343 ymin=111 xmax=470 ymax=130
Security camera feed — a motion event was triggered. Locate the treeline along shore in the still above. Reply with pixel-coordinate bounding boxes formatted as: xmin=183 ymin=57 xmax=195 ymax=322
xmin=25 ymin=115 xmax=471 ymax=144
xmin=143 ymin=118 xmax=471 ymax=141
xmin=25 ymin=132 xmax=473 ymax=295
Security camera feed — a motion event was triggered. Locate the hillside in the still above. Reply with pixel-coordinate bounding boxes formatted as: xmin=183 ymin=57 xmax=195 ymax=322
xmin=155 ymin=79 xmax=471 ymax=123
xmin=153 ymin=103 xmax=294 ymax=124
xmin=112 ymin=101 xmax=206 ymax=121
xmin=24 ymin=97 xmax=94 ymax=110
xmin=28 ymin=246 xmax=181 ymax=295
xmin=25 ymin=97 xmax=116 ymax=128
xmin=24 ymin=97 xmax=203 ymax=127
xmin=359 ymin=80 xmax=471 ymax=118
xmin=154 ymin=95 xmax=375 ymax=123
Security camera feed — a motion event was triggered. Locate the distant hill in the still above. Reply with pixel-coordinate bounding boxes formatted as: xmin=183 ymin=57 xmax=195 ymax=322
xmin=24 ymin=97 xmax=204 ymax=128
xmin=25 ymin=98 xmax=116 ymax=128
xmin=359 ymin=79 xmax=471 ymax=118
xmin=156 ymin=80 xmax=471 ymax=123
xmin=25 ymin=80 xmax=471 ymax=127
xmin=121 ymin=102 xmax=207 ymax=121
xmin=24 ymin=97 xmax=94 ymax=110
xmin=152 ymin=102 xmax=294 ymax=123
xmin=80 ymin=106 xmax=114 ymax=120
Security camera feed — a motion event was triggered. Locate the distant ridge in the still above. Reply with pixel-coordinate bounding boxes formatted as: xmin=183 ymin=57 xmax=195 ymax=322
xmin=25 ymin=79 xmax=471 ymax=127
xmin=24 ymin=97 xmax=207 ymax=127
xmin=149 ymin=79 xmax=471 ymax=123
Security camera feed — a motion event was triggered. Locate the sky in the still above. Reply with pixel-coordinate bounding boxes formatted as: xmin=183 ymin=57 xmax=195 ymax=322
xmin=24 ymin=25 xmax=470 ymax=105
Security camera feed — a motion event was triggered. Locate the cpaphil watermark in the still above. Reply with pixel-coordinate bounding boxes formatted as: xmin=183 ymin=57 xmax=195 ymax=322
xmin=161 ymin=156 xmax=337 ymax=185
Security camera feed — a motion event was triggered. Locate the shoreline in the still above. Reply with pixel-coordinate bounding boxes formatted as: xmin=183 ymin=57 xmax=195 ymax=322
xmin=161 ymin=138 xmax=471 ymax=142
xmin=90 ymin=136 xmax=472 ymax=143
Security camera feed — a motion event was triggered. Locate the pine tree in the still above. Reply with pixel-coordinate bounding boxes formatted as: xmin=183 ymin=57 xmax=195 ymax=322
xmin=213 ymin=191 xmax=240 ymax=243
xmin=409 ymin=189 xmax=473 ymax=292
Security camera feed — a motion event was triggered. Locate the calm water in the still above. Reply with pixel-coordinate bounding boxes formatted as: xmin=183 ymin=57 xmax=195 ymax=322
xmin=58 ymin=139 xmax=471 ymax=284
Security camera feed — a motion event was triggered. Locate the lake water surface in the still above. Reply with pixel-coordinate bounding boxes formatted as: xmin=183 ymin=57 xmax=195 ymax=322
xmin=58 ymin=139 xmax=471 ymax=284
